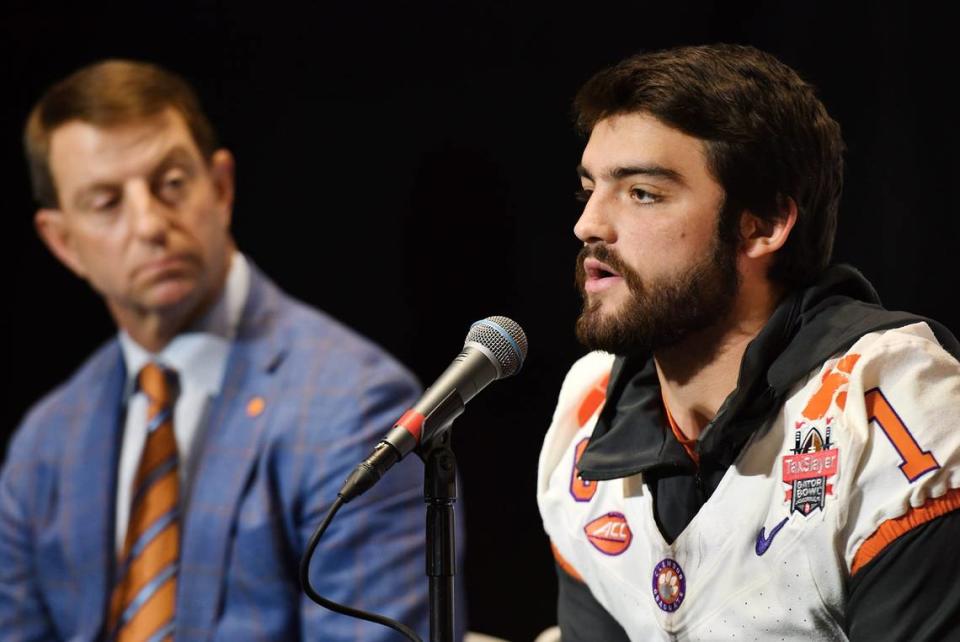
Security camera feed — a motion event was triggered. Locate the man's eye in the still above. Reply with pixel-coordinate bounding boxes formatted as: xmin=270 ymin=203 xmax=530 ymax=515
xmin=574 ymin=189 xmax=593 ymax=203
xmin=158 ymin=171 xmax=188 ymax=201
xmin=91 ymin=196 xmax=120 ymax=212
xmin=631 ymin=188 xmax=658 ymax=204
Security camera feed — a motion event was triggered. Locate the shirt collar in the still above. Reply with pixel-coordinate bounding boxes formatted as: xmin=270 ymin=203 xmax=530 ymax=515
xmin=119 ymin=251 xmax=251 ymax=399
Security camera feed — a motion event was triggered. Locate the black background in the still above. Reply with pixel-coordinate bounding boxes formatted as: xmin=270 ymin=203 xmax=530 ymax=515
xmin=2 ymin=2 xmax=958 ymax=640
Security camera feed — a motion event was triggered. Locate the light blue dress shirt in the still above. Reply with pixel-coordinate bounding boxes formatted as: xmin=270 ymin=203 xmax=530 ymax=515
xmin=115 ymin=252 xmax=250 ymax=552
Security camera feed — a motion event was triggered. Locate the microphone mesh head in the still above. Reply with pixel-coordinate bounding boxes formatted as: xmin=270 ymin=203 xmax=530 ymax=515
xmin=465 ymin=316 xmax=528 ymax=377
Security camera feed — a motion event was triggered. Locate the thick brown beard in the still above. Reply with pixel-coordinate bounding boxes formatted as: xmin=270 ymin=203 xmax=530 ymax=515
xmin=574 ymin=232 xmax=739 ymax=357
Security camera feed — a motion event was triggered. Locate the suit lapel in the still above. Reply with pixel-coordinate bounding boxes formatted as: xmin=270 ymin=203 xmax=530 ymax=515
xmin=177 ymin=266 xmax=289 ymax=638
xmin=61 ymin=346 xmax=125 ymax=639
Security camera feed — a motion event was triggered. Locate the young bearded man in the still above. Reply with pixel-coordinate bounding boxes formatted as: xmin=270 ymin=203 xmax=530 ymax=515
xmin=537 ymin=44 xmax=960 ymax=641
xmin=0 ymin=60 xmax=459 ymax=641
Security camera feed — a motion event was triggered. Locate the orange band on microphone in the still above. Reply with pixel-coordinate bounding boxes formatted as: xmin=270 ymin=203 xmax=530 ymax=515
xmin=396 ymin=410 xmax=425 ymax=441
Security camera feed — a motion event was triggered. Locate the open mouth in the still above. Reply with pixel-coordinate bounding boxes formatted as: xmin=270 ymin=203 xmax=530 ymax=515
xmin=583 ymin=257 xmax=623 ymax=292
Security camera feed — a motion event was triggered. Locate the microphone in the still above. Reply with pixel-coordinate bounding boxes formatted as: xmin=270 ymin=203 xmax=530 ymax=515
xmin=338 ymin=316 xmax=528 ymax=502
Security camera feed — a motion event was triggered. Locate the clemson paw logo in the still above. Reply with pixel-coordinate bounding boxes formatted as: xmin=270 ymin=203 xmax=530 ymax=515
xmin=657 ymin=569 xmax=680 ymax=602
xmin=584 ymin=512 xmax=632 ymax=555
xmin=802 ymin=353 xmax=860 ymax=421
xmin=651 ymin=558 xmax=686 ymax=612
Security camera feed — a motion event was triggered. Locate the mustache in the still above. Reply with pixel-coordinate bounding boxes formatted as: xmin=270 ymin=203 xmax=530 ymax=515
xmin=575 ymin=244 xmax=639 ymax=291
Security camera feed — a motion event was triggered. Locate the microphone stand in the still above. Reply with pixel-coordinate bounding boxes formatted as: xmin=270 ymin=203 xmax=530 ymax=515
xmin=419 ymin=429 xmax=458 ymax=642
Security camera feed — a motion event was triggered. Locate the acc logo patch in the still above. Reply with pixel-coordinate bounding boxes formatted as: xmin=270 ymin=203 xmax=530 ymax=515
xmin=584 ymin=512 xmax=632 ymax=555
xmin=651 ymin=558 xmax=686 ymax=612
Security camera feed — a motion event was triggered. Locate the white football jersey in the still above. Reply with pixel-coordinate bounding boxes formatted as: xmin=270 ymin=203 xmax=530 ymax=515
xmin=538 ymin=322 xmax=960 ymax=641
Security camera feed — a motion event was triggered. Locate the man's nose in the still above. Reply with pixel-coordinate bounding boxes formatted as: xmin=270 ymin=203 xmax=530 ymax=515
xmin=574 ymin=189 xmax=616 ymax=244
xmin=126 ymin=182 xmax=170 ymax=241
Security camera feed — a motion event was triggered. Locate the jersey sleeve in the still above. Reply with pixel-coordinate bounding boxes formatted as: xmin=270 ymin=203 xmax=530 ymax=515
xmin=835 ymin=322 xmax=960 ymax=573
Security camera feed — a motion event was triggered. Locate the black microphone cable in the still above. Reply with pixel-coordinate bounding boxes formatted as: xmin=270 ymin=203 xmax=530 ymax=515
xmin=298 ymin=495 xmax=422 ymax=641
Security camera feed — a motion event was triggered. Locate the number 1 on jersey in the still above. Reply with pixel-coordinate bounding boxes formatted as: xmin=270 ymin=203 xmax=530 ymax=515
xmin=865 ymin=387 xmax=940 ymax=482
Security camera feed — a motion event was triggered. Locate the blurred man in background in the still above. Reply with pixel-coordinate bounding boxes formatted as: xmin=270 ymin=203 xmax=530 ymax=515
xmin=0 ymin=59 xmax=452 ymax=641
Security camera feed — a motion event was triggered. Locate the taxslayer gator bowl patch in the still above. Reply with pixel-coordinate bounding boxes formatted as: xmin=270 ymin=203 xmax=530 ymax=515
xmin=584 ymin=512 xmax=632 ymax=555
xmin=652 ymin=558 xmax=686 ymax=612
xmin=782 ymin=421 xmax=839 ymax=516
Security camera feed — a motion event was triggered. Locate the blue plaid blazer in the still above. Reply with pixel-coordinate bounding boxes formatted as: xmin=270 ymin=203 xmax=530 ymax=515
xmin=0 ymin=265 xmax=463 ymax=641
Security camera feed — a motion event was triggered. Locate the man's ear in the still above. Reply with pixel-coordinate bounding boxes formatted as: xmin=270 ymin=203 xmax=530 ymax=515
xmin=35 ymin=208 xmax=88 ymax=279
xmin=740 ymin=195 xmax=798 ymax=259
xmin=209 ymin=149 xmax=235 ymax=227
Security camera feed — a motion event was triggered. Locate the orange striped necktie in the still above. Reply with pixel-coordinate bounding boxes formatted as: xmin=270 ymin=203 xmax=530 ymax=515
xmin=108 ymin=363 xmax=180 ymax=642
